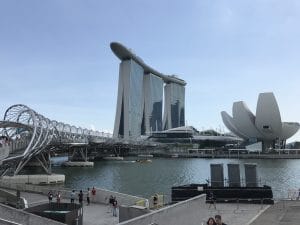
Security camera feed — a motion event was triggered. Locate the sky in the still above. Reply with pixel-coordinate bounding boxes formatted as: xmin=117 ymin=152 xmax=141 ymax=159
xmin=1 ymin=0 xmax=300 ymax=142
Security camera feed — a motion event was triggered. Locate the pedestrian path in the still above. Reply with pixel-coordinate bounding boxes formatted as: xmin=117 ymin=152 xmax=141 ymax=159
xmin=197 ymin=202 xmax=269 ymax=225
xmin=249 ymin=200 xmax=300 ymax=225
xmin=20 ymin=191 xmax=119 ymax=225
xmin=9 ymin=189 xmax=299 ymax=225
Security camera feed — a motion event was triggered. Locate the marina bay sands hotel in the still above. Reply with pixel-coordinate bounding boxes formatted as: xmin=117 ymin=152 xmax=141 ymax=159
xmin=110 ymin=42 xmax=186 ymax=139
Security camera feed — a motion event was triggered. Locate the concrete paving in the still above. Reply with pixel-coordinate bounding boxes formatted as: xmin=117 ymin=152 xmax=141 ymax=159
xmin=249 ymin=200 xmax=300 ymax=225
xmin=9 ymin=190 xmax=300 ymax=225
xmin=19 ymin=191 xmax=269 ymax=225
xmin=20 ymin=191 xmax=119 ymax=225
xmin=195 ymin=202 xmax=269 ymax=225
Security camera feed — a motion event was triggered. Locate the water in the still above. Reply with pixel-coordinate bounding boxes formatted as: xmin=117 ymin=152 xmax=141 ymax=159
xmin=52 ymin=157 xmax=300 ymax=201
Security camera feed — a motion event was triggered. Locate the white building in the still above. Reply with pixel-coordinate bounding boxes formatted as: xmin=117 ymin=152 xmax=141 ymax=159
xmin=221 ymin=92 xmax=300 ymax=150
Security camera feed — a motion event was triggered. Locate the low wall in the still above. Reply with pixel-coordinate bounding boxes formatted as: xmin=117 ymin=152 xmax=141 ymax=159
xmin=1 ymin=174 xmax=65 ymax=185
xmin=89 ymin=188 xmax=146 ymax=206
xmin=119 ymin=205 xmax=150 ymax=222
xmin=118 ymin=194 xmax=206 ymax=225
xmin=0 ymin=203 xmax=64 ymax=225
xmin=0 ymin=218 xmax=22 ymax=225
xmin=0 ymin=180 xmax=146 ymax=207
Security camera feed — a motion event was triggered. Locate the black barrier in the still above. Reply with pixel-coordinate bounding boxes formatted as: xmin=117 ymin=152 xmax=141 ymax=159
xmin=171 ymin=184 xmax=274 ymax=204
xmin=25 ymin=203 xmax=83 ymax=225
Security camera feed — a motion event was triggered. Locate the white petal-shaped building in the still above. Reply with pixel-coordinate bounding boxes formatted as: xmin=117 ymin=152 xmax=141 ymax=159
xmin=221 ymin=92 xmax=300 ymax=151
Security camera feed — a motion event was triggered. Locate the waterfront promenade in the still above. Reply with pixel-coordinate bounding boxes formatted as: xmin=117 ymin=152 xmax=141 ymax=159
xmin=1 ymin=189 xmax=118 ymax=225
xmin=2 ymin=187 xmax=300 ymax=225
xmin=0 ymin=188 xmax=270 ymax=225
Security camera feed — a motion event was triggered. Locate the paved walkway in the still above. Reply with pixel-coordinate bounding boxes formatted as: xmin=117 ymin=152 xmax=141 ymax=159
xmin=196 ymin=202 xmax=269 ymax=225
xmin=20 ymin=191 xmax=119 ymax=225
xmin=19 ymin=191 xmax=269 ymax=225
xmin=9 ymin=190 xmax=300 ymax=225
xmin=249 ymin=200 xmax=300 ymax=225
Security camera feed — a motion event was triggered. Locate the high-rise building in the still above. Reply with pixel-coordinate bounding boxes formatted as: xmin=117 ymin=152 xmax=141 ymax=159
xmin=113 ymin=59 xmax=144 ymax=139
xmin=110 ymin=42 xmax=186 ymax=139
xmin=142 ymin=73 xmax=163 ymax=134
xmin=163 ymin=82 xmax=185 ymax=130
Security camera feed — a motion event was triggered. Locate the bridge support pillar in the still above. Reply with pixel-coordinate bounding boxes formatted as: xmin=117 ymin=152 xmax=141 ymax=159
xmin=63 ymin=147 xmax=94 ymax=167
xmin=14 ymin=152 xmax=53 ymax=175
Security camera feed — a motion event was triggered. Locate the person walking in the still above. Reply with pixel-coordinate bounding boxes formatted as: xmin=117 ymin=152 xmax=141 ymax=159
xmin=86 ymin=188 xmax=91 ymax=205
xmin=215 ymin=215 xmax=227 ymax=225
xmin=70 ymin=190 xmax=75 ymax=203
xmin=78 ymin=190 xmax=83 ymax=206
xmin=112 ymin=197 xmax=118 ymax=217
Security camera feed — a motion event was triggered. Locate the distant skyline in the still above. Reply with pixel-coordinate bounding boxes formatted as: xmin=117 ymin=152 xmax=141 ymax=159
xmin=1 ymin=0 xmax=300 ymax=142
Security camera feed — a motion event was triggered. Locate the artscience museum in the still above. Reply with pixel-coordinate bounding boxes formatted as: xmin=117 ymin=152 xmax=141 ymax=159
xmin=221 ymin=92 xmax=300 ymax=151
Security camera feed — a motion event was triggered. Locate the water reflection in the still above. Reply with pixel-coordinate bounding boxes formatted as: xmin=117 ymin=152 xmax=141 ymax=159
xmin=52 ymin=157 xmax=300 ymax=201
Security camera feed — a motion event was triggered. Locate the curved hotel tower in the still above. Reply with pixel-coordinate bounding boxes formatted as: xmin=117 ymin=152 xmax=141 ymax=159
xmin=110 ymin=42 xmax=186 ymax=139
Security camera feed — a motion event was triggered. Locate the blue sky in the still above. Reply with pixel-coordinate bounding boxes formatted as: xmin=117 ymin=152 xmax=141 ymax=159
xmin=1 ymin=0 xmax=300 ymax=141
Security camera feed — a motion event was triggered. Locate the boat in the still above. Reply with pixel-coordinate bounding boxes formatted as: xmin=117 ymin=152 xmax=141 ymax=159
xmin=103 ymin=155 xmax=124 ymax=160
xmin=135 ymin=159 xmax=152 ymax=163
xmin=171 ymin=154 xmax=179 ymax=158
xmin=171 ymin=163 xmax=274 ymax=204
xmin=137 ymin=154 xmax=154 ymax=158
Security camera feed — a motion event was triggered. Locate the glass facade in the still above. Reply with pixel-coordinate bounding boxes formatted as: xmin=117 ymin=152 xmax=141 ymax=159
xmin=143 ymin=73 xmax=163 ymax=134
xmin=163 ymin=83 xmax=185 ymax=130
xmin=113 ymin=59 xmax=185 ymax=139
xmin=128 ymin=60 xmax=144 ymax=137
xmin=113 ymin=59 xmax=144 ymax=139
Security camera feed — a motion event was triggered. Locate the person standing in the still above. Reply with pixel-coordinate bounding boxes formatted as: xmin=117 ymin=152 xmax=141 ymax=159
xmin=56 ymin=191 xmax=61 ymax=204
xmin=91 ymin=187 xmax=96 ymax=202
xmin=78 ymin=190 xmax=83 ymax=206
xmin=109 ymin=195 xmax=114 ymax=212
xmin=215 ymin=215 xmax=227 ymax=225
xmin=86 ymin=188 xmax=91 ymax=205
xmin=48 ymin=191 xmax=53 ymax=203
xmin=208 ymin=191 xmax=216 ymax=209
xmin=153 ymin=194 xmax=158 ymax=209
xmin=112 ymin=197 xmax=118 ymax=217
xmin=70 ymin=190 xmax=75 ymax=203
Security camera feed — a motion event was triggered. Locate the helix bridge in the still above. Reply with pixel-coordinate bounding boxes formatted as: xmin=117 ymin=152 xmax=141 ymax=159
xmin=0 ymin=104 xmax=112 ymax=176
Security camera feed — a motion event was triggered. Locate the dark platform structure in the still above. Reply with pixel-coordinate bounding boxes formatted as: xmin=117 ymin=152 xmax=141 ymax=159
xmin=172 ymin=163 xmax=274 ymax=204
xmin=25 ymin=203 xmax=83 ymax=225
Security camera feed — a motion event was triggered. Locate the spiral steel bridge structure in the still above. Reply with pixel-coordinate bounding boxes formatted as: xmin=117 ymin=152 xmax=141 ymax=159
xmin=0 ymin=104 xmax=112 ymax=176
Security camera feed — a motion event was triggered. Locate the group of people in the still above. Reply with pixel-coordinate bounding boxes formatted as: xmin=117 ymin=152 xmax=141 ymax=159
xmin=206 ymin=215 xmax=227 ymax=225
xmin=47 ymin=190 xmax=61 ymax=204
xmin=48 ymin=187 xmax=97 ymax=206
